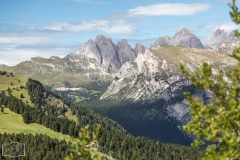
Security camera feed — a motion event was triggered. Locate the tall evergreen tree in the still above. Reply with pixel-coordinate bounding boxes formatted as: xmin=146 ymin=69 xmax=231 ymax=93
xmin=1 ymin=106 xmax=4 ymax=113
xmin=180 ymin=0 xmax=240 ymax=159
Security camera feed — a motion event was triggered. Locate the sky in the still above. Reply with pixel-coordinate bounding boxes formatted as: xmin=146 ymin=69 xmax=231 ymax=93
xmin=0 ymin=0 xmax=240 ymax=66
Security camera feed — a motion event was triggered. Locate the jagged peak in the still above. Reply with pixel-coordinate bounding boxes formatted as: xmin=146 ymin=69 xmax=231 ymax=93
xmin=85 ymin=39 xmax=95 ymax=43
xmin=175 ymin=28 xmax=192 ymax=36
xmin=95 ymin=35 xmax=112 ymax=43
xmin=118 ymin=39 xmax=129 ymax=45
xmin=163 ymin=35 xmax=171 ymax=39
xmin=212 ymin=29 xmax=227 ymax=36
xmin=135 ymin=43 xmax=144 ymax=47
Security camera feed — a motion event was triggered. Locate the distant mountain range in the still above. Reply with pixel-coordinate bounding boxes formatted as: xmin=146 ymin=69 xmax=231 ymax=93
xmin=0 ymin=28 xmax=239 ymax=144
xmin=152 ymin=28 xmax=240 ymax=50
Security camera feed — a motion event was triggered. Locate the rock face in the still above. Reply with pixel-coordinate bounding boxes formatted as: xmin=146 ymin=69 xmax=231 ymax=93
xmin=152 ymin=36 xmax=171 ymax=48
xmin=101 ymin=46 xmax=236 ymax=126
xmin=77 ymin=39 xmax=102 ymax=63
xmin=152 ymin=28 xmax=204 ymax=49
xmin=95 ymin=35 xmax=121 ymax=71
xmin=206 ymin=29 xmax=240 ymax=50
xmin=206 ymin=29 xmax=228 ymax=50
xmin=116 ymin=39 xmax=137 ymax=66
xmin=134 ymin=43 xmax=146 ymax=55
xmin=169 ymin=28 xmax=204 ymax=48
xmin=76 ymin=35 xmax=145 ymax=72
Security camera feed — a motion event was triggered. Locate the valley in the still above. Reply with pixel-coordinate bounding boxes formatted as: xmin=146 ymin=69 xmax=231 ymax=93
xmin=0 ymin=28 xmax=238 ymax=147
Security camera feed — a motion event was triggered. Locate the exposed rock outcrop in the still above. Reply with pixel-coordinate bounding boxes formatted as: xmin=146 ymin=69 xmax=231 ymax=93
xmin=95 ymin=35 xmax=121 ymax=71
xmin=134 ymin=43 xmax=146 ymax=55
xmin=169 ymin=28 xmax=204 ymax=48
xmin=152 ymin=28 xmax=204 ymax=49
xmin=101 ymin=46 xmax=236 ymax=126
xmin=116 ymin=39 xmax=136 ymax=66
xmin=206 ymin=29 xmax=240 ymax=50
xmin=74 ymin=35 xmax=146 ymax=72
xmin=152 ymin=36 xmax=171 ymax=48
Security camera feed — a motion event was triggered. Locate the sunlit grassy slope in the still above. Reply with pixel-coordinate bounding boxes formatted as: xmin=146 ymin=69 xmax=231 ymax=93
xmin=0 ymin=75 xmax=113 ymax=159
xmin=65 ymin=110 xmax=78 ymax=123
xmin=0 ymin=74 xmax=33 ymax=106
xmin=0 ymin=108 xmax=74 ymax=142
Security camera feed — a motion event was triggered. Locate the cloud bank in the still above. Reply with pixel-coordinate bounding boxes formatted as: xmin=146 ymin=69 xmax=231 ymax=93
xmin=42 ymin=20 xmax=137 ymax=35
xmin=128 ymin=3 xmax=211 ymax=16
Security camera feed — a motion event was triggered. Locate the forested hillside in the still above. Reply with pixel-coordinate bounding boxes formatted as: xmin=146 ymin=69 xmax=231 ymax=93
xmin=0 ymin=71 xmax=203 ymax=159
xmin=79 ymin=99 xmax=193 ymax=145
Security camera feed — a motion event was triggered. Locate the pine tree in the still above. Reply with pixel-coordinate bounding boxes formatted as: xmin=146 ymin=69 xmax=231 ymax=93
xmin=22 ymin=112 xmax=31 ymax=124
xmin=1 ymin=106 xmax=4 ymax=113
xmin=20 ymin=93 xmax=24 ymax=98
xmin=180 ymin=1 xmax=240 ymax=159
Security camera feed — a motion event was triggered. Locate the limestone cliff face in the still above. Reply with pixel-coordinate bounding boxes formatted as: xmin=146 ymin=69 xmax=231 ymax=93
xmin=95 ymin=35 xmax=121 ymax=71
xmin=206 ymin=29 xmax=240 ymax=50
xmin=116 ymin=39 xmax=137 ymax=66
xmin=134 ymin=43 xmax=146 ymax=55
xmin=75 ymin=35 xmax=146 ymax=72
xmin=101 ymin=46 xmax=236 ymax=126
xmin=77 ymin=39 xmax=102 ymax=63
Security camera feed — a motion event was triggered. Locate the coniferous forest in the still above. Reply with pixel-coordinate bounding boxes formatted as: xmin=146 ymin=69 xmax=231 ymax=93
xmin=0 ymin=75 xmax=204 ymax=159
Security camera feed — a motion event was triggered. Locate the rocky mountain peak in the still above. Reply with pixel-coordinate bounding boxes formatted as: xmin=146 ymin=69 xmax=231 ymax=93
xmin=174 ymin=28 xmax=191 ymax=36
xmin=134 ymin=43 xmax=146 ymax=55
xmin=95 ymin=35 xmax=108 ymax=43
xmin=163 ymin=36 xmax=171 ymax=43
xmin=152 ymin=36 xmax=171 ymax=48
xmin=152 ymin=28 xmax=204 ymax=49
xmin=69 ymin=35 xmax=146 ymax=72
xmin=206 ymin=29 xmax=233 ymax=50
xmin=117 ymin=39 xmax=136 ymax=65
xmin=76 ymin=39 xmax=102 ymax=63
xmin=169 ymin=28 xmax=204 ymax=49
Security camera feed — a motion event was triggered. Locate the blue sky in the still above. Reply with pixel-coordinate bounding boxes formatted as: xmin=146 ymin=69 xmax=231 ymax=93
xmin=0 ymin=0 xmax=239 ymax=66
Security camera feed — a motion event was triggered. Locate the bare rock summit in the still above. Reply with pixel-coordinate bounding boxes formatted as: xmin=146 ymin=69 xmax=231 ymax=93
xmin=152 ymin=28 xmax=204 ymax=49
xmin=169 ymin=28 xmax=205 ymax=49
xmin=206 ymin=29 xmax=240 ymax=51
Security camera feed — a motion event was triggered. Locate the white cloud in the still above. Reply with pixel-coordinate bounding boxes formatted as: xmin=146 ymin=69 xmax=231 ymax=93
xmin=214 ymin=22 xmax=240 ymax=33
xmin=128 ymin=3 xmax=211 ymax=16
xmin=42 ymin=20 xmax=137 ymax=35
xmin=0 ymin=36 xmax=49 ymax=44
xmin=0 ymin=45 xmax=76 ymax=66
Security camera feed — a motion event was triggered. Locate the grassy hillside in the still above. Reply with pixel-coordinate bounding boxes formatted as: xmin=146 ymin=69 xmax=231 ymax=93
xmin=0 ymin=108 xmax=114 ymax=159
xmin=0 ymin=74 xmax=33 ymax=106
xmin=0 ymin=108 xmax=73 ymax=142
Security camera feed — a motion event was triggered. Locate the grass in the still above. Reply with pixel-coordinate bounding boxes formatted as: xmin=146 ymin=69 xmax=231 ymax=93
xmin=65 ymin=110 xmax=78 ymax=124
xmin=0 ymin=75 xmax=33 ymax=106
xmin=0 ymin=75 xmax=113 ymax=159
xmin=150 ymin=45 xmax=237 ymax=70
xmin=0 ymin=75 xmax=27 ymax=91
xmin=0 ymin=108 xmax=74 ymax=142
xmin=0 ymin=108 xmax=113 ymax=159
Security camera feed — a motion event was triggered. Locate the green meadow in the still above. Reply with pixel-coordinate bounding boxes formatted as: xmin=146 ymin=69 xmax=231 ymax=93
xmin=0 ymin=108 xmax=75 ymax=142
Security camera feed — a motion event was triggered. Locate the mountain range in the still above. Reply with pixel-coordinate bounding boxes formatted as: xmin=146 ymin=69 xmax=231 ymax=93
xmin=152 ymin=28 xmax=240 ymax=50
xmin=0 ymin=28 xmax=239 ymax=144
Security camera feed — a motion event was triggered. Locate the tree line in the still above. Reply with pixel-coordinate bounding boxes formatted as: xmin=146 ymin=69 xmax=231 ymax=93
xmin=0 ymin=133 xmax=69 ymax=160
xmin=0 ymin=76 xmax=204 ymax=159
